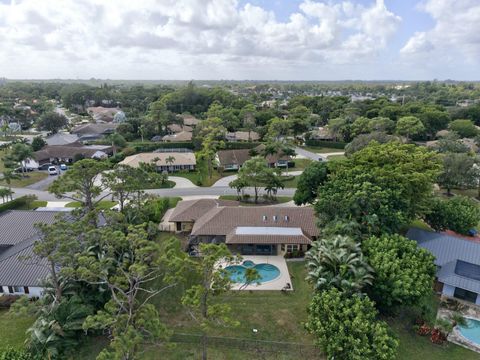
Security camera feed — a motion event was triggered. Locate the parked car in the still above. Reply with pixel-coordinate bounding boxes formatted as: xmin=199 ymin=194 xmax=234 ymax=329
xmin=38 ymin=163 xmax=54 ymax=171
xmin=48 ymin=166 xmax=58 ymax=175
xmin=60 ymin=164 xmax=67 ymax=171
xmin=14 ymin=166 xmax=34 ymax=173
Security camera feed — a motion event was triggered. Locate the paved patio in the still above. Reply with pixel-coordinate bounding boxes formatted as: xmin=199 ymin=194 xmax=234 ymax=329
xmin=220 ymin=255 xmax=293 ymax=291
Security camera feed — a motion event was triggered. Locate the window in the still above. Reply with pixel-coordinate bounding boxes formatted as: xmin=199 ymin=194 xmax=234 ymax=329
xmin=7 ymin=286 xmax=13 ymax=294
xmin=454 ymin=287 xmax=478 ymax=303
xmin=286 ymin=244 xmax=299 ymax=253
xmin=24 ymin=287 xmax=29 ymax=294
xmin=0 ymin=287 xmax=3 ymax=293
xmin=13 ymin=286 xmax=23 ymax=293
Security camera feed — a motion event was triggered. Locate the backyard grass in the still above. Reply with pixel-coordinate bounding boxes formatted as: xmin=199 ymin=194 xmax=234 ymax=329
xmin=0 ymin=310 xmax=34 ymax=349
xmin=65 ymin=200 xmax=117 ymax=210
xmin=326 ymin=154 xmax=346 ymax=161
xmin=301 ymin=146 xmax=345 ymax=154
xmin=281 ymin=175 xmax=299 ymax=188
xmin=0 ymin=172 xmax=48 ymax=187
xmin=290 ymin=158 xmax=313 ymax=171
xmin=16 ymin=200 xmax=48 ymax=210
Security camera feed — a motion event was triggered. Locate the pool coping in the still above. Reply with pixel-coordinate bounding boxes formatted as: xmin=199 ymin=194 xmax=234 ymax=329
xmin=218 ymin=255 xmax=293 ymax=291
xmin=450 ymin=316 xmax=480 ymax=353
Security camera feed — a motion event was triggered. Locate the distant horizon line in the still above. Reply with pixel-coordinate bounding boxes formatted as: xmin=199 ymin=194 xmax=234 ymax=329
xmin=2 ymin=78 xmax=480 ymax=83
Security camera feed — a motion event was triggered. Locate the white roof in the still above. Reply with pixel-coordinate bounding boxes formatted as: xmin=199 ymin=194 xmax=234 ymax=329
xmin=235 ymin=227 xmax=303 ymax=236
xmin=120 ymin=152 xmax=196 ymax=167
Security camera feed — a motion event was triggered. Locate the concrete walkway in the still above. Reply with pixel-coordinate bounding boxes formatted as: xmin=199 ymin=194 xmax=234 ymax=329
xmin=169 ymin=176 xmax=198 ymax=189
xmin=211 ymin=170 xmax=304 ymax=187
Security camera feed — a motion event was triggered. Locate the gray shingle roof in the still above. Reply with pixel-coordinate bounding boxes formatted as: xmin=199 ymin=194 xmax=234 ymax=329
xmin=0 ymin=211 xmax=62 ymax=287
xmin=0 ymin=211 xmax=59 ymax=246
xmin=407 ymin=228 xmax=480 ymax=293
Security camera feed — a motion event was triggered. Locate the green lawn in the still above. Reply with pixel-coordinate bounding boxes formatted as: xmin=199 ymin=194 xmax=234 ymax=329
xmin=0 ymin=172 xmax=48 ymax=188
xmin=281 ymin=175 xmax=299 ymax=188
xmin=301 ymin=146 xmax=345 ymax=154
xmin=0 ymin=149 xmax=6 ymax=172
xmin=65 ymin=200 xmax=117 ymax=210
xmin=290 ymin=158 xmax=313 ymax=171
xmin=174 ymin=170 xmax=225 ymax=187
xmin=326 ymin=154 xmax=346 ymax=161
xmin=16 ymin=200 xmax=48 ymax=210
xmin=0 ymin=310 xmax=34 ymax=349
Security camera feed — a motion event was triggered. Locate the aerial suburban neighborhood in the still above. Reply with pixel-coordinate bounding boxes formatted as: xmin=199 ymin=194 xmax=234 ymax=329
xmin=0 ymin=1 xmax=480 ymax=360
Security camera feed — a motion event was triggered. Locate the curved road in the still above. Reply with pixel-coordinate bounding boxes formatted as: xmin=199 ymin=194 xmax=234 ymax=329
xmin=11 ymin=185 xmax=297 ymax=202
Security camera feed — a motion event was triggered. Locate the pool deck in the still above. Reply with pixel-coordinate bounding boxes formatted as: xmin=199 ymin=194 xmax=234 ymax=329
xmin=221 ymin=255 xmax=293 ymax=291
xmin=439 ymin=308 xmax=480 ymax=353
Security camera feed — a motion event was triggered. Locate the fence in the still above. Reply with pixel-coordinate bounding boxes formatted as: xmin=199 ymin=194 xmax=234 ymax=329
xmin=170 ymin=333 xmax=321 ymax=358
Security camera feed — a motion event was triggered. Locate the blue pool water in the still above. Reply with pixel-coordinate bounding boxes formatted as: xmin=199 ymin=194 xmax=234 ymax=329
xmin=225 ymin=262 xmax=280 ymax=284
xmin=458 ymin=318 xmax=480 ymax=345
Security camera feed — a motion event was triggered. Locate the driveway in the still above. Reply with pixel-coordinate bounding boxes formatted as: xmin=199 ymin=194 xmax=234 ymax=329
xmin=25 ymin=172 xmax=59 ymax=191
xmin=169 ymin=176 xmax=197 ymax=188
xmin=294 ymin=147 xmax=326 ymax=161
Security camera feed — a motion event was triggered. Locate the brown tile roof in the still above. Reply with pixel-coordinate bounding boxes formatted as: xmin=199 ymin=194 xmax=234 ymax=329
xmin=162 ymin=131 xmax=193 ymax=142
xmin=227 ymin=131 xmax=260 ymax=141
xmin=216 ymin=149 xmax=251 ymax=167
xmin=191 ymin=207 xmax=319 ymax=238
xmin=34 ymin=144 xmax=113 ymax=162
xmin=254 ymin=144 xmax=291 ymax=164
xmin=168 ymin=124 xmax=193 ymax=133
xmin=71 ymin=123 xmax=118 ymax=135
xmin=169 ymin=199 xmax=239 ymax=222
xmin=180 ymin=114 xmax=201 ymax=126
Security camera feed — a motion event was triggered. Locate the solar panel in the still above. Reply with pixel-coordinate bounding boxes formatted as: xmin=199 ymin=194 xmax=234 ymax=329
xmin=455 ymin=260 xmax=480 ymax=281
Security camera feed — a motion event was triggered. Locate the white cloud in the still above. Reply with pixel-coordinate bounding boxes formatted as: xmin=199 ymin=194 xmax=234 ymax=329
xmin=401 ymin=0 xmax=480 ymax=61
xmin=0 ymin=0 xmax=402 ymax=79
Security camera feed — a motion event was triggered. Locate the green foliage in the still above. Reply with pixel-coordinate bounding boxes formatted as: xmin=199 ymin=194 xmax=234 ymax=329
xmin=449 ymin=119 xmax=479 ymax=138
xmin=0 ymin=195 xmax=37 ymax=213
xmin=0 ymin=347 xmax=34 ymax=360
xmin=306 ymin=288 xmax=398 ymax=360
xmin=396 ymin=116 xmax=425 ymax=140
xmin=436 ymin=132 xmax=470 ymax=153
xmin=425 ymin=196 xmax=480 ymax=234
xmin=345 ymin=131 xmax=396 ymax=155
xmin=305 ymin=235 xmax=373 ymax=294
xmin=304 ymin=139 xmax=347 ymax=149
xmin=437 ymin=153 xmax=477 ymax=195
xmin=36 ymin=112 xmax=67 ymax=133
xmin=315 ymin=142 xmax=442 ymax=234
xmin=48 ymin=159 xmax=110 ymax=211
xmin=31 ymin=137 xmax=46 ymax=152
xmin=363 ymin=234 xmax=436 ymax=310
xmin=293 ymin=161 xmax=328 ymax=205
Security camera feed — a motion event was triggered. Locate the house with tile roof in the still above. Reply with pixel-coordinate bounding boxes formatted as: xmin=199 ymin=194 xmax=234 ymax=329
xmin=169 ymin=200 xmax=319 ymax=256
xmin=119 ymin=152 xmax=196 ymax=172
xmin=407 ymin=228 xmax=480 ymax=305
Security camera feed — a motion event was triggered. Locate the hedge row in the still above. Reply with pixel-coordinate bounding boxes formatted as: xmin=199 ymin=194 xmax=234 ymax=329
xmin=0 ymin=195 xmax=37 ymax=213
xmin=305 ymin=140 xmax=347 ymax=149
xmin=224 ymin=141 xmax=261 ymax=150
xmin=130 ymin=142 xmax=195 ymax=152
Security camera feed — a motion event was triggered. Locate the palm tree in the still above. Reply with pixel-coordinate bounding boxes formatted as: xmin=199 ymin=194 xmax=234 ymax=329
xmin=2 ymin=169 xmax=19 ymax=193
xmin=305 ymin=235 xmax=374 ymax=294
xmin=0 ymin=187 xmax=13 ymax=203
xmin=165 ymin=155 xmax=175 ymax=171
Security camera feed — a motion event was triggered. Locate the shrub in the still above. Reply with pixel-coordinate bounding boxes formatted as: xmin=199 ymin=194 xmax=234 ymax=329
xmin=425 ymin=196 xmax=480 ymax=235
xmin=0 ymin=347 xmax=34 ymax=360
xmin=0 ymin=195 xmax=37 ymax=214
xmin=305 ymin=139 xmax=347 ymax=149
xmin=0 ymin=295 xmax=20 ymax=308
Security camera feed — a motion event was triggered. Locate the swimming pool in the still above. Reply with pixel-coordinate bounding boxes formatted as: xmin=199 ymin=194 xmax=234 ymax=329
xmin=457 ymin=318 xmax=480 ymax=346
xmin=225 ymin=261 xmax=280 ymax=284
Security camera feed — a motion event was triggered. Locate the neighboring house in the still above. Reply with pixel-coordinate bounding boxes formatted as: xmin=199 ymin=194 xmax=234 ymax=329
xmin=119 ymin=152 xmax=196 ymax=172
xmin=226 ymin=131 xmax=260 ymax=142
xmin=0 ymin=210 xmax=60 ymax=297
xmin=407 ymin=228 xmax=480 ymax=305
xmin=162 ymin=131 xmax=192 ymax=142
xmin=86 ymin=107 xmax=121 ymax=123
xmin=179 ymin=114 xmax=201 ymax=127
xmin=169 ymin=200 xmax=319 ymax=256
xmin=426 ymin=138 xmax=479 ymax=153
xmin=167 ymin=124 xmax=193 ymax=134
xmin=216 ymin=144 xmax=291 ymax=170
xmin=169 ymin=199 xmax=239 ymax=232
xmin=71 ymin=123 xmax=118 ymax=141
xmin=45 ymin=132 xmax=80 ymax=146
xmin=216 ymin=149 xmax=252 ymax=170
xmin=308 ymin=127 xmax=335 ymax=141
xmin=34 ymin=143 xmax=113 ymax=164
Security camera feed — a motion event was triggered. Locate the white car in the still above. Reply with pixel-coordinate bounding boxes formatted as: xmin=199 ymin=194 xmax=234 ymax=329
xmin=48 ymin=166 xmax=58 ymax=175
